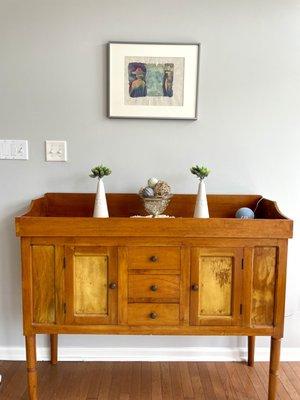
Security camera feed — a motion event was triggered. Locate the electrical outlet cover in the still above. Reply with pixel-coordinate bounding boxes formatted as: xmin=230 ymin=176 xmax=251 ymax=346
xmin=45 ymin=140 xmax=67 ymax=162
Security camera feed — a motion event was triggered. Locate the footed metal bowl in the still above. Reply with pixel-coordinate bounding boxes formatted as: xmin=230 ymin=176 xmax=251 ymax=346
xmin=140 ymin=195 xmax=173 ymax=217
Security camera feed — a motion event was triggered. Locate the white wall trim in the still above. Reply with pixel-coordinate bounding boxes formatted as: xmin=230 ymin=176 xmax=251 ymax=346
xmin=1 ymin=346 xmax=300 ymax=362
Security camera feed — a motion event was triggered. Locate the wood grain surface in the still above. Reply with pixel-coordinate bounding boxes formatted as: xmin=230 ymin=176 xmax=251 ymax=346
xmin=198 ymin=255 xmax=233 ymax=316
xmin=190 ymin=248 xmax=243 ymax=327
xmin=251 ymin=247 xmax=277 ymax=326
xmin=127 ymin=303 xmax=180 ymax=326
xmin=15 ymin=193 xmax=293 ymax=239
xmin=127 ymin=246 xmax=181 ymax=270
xmin=32 ymin=245 xmax=55 ymax=324
xmin=0 ymin=361 xmax=300 ymax=400
xmin=64 ymin=246 xmax=118 ymax=326
xmin=74 ymin=254 xmax=108 ymax=315
xmin=128 ymin=274 xmax=180 ymax=303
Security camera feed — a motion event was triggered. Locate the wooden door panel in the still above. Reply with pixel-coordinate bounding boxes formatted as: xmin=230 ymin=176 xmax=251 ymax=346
xmin=74 ymin=255 xmax=108 ymax=315
xmin=190 ymin=248 xmax=243 ymax=326
xmin=198 ymin=256 xmax=232 ymax=317
xmin=65 ymin=246 xmax=117 ymax=325
xmin=251 ymin=247 xmax=277 ymax=326
xmin=32 ymin=245 xmax=55 ymax=324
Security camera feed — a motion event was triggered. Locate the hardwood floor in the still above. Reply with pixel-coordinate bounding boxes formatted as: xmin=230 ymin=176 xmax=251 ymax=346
xmin=0 ymin=361 xmax=299 ymax=399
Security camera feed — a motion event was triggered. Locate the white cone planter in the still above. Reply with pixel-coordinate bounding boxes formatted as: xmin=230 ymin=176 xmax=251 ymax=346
xmin=194 ymin=179 xmax=209 ymax=218
xmin=93 ymin=178 xmax=109 ymax=218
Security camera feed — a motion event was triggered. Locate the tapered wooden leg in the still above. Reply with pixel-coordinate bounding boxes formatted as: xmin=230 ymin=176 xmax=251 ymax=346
xmin=25 ymin=335 xmax=38 ymax=400
xmin=248 ymin=336 xmax=255 ymax=367
xmin=50 ymin=334 xmax=58 ymax=365
xmin=268 ymin=337 xmax=281 ymax=400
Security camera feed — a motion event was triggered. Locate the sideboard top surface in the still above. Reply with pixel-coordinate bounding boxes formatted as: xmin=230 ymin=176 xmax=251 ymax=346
xmin=15 ymin=193 xmax=293 ymax=238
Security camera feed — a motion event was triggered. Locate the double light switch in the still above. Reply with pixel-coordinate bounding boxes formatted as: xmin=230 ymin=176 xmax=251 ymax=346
xmin=0 ymin=140 xmax=68 ymax=161
xmin=45 ymin=140 xmax=67 ymax=162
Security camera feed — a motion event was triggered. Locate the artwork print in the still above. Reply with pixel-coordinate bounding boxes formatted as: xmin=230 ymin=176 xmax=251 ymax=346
xmin=124 ymin=56 xmax=185 ymax=107
xmin=128 ymin=62 xmax=174 ymax=98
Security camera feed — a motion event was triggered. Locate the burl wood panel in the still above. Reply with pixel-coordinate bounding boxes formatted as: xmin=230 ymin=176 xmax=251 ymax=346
xmin=199 ymin=256 xmax=233 ymax=317
xmin=251 ymin=247 xmax=277 ymax=326
xmin=128 ymin=274 xmax=180 ymax=303
xmin=32 ymin=245 xmax=55 ymax=324
xmin=74 ymin=255 xmax=108 ymax=315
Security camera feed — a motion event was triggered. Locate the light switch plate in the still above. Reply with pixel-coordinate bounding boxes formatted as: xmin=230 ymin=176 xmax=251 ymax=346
xmin=0 ymin=140 xmax=29 ymax=160
xmin=45 ymin=140 xmax=67 ymax=162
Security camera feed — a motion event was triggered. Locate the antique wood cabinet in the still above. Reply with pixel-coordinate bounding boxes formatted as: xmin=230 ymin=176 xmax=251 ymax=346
xmin=15 ymin=193 xmax=293 ymax=400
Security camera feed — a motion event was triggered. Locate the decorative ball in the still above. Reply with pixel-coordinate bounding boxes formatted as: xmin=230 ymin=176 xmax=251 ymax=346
xmin=148 ymin=177 xmax=159 ymax=188
xmin=154 ymin=180 xmax=171 ymax=198
xmin=138 ymin=187 xmax=145 ymax=196
xmin=235 ymin=207 xmax=255 ymax=219
xmin=142 ymin=187 xmax=155 ymax=198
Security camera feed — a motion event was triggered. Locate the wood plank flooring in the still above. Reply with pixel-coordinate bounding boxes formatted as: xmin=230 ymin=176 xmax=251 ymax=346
xmin=0 ymin=361 xmax=299 ymax=399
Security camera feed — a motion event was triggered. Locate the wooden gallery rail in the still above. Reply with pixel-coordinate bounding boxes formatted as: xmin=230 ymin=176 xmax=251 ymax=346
xmin=15 ymin=193 xmax=293 ymax=400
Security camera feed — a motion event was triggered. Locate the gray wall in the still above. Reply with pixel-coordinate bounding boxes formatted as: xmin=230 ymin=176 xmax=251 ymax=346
xmin=0 ymin=0 xmax=299 ymax=353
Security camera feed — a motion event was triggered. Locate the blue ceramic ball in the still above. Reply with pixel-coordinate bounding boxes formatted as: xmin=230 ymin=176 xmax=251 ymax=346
xmin=235 ymin=207 xmax=255 ymax=219
xmin=142 ymin=187 xmax=155 ymax=197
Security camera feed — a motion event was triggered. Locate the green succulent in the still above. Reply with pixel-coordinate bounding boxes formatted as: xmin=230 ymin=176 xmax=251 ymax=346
xmin=89 ymin=165 xmax=111 ymax=179
xmin=190 ymin=165 xmax=210 ymax=180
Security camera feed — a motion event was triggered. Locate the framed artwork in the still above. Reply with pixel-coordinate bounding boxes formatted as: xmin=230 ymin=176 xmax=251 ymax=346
xmin=108 ymin=42 xmax=200 ymax=120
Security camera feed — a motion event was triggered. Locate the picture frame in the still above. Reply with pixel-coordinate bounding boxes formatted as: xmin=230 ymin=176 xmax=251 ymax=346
xmin=108 ymin=42 xmax=200 ymax=120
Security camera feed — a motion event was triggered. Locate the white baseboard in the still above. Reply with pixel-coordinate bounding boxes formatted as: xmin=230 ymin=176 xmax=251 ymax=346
xmin=1 ymin=346 xmax=300 ymax=362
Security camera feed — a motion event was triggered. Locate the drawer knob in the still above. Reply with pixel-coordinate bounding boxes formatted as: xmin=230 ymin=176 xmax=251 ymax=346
xmin=150 ymin=255 xmax=158 ymax=262
xmin=109 ymin=282 xmax=117 ymax=289
xmin=150 ymin=285 xmax=158 ymax=292
xmin=150 ymin=312 xmax=158 ymax=319
xmin=191 ymin=284 xmax=199 ymax=291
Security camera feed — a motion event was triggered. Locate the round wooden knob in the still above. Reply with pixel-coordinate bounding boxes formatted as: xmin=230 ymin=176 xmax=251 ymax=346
xmin=191 ymin=284 xmax=199 ymax=291
xmin=109 ymin=282 xmax=117 ymax=289
xmin=150 ymin=285 xmax=158 ymax=292
xmin=150 ymin=255 xmax=158 ymax=262
xmin=149 ymin=312 xmax=158 ymax=319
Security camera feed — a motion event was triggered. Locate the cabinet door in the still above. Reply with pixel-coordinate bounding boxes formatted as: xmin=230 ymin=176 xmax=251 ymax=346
xmin=65 ymin=246 xmax=118 ymax=325
xmin=190 ymin=248 xmax=243 ymax=326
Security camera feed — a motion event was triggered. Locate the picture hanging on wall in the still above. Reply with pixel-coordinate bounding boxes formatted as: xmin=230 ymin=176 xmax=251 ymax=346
xmin=108 ymin=42 xmax=200 ymax=120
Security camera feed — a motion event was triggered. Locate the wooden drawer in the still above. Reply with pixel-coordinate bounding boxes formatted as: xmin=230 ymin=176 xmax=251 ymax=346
xmin=127 ymin=247 xmax=180 ymax=270
xmin=128 ymin=274 xmax=180 ymax=303
xmin=127 ymin=304 xmax=179 ymax=326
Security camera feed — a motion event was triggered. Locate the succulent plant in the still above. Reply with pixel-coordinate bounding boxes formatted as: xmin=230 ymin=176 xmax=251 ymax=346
xmin=190 ymin=165 xmax=210 ymax=180
xmin=89 ymin=165 xmax=111 ymax=179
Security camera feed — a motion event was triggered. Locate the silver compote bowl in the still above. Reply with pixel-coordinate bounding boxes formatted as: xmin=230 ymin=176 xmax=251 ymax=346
xmin=139 ymin=195 xmax=173 ymax=217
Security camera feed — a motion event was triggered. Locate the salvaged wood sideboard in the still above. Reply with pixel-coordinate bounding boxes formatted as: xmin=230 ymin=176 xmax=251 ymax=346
xmin=15 ymin=193 xmax=293 ymax=400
